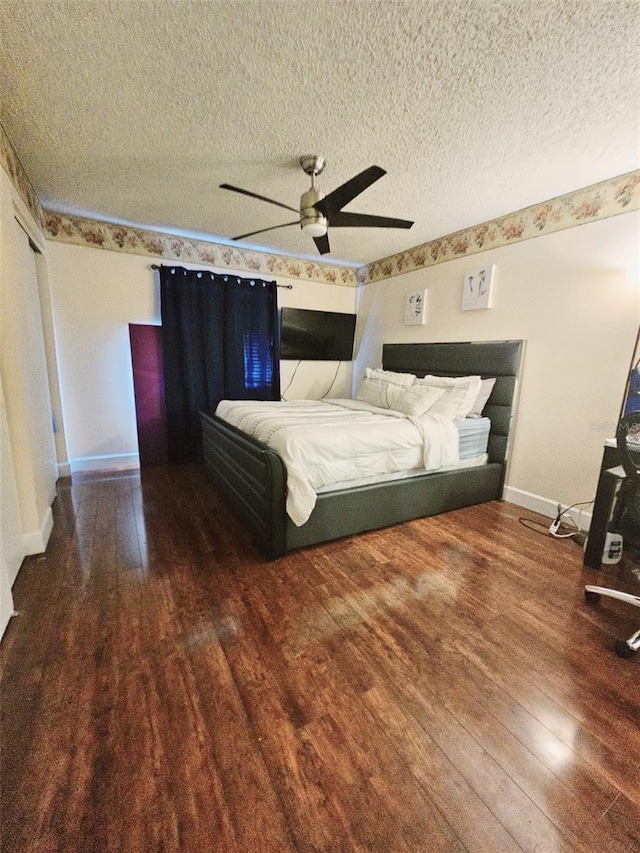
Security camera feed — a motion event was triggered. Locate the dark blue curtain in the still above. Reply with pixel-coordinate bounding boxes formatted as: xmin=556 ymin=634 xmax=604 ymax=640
xmin=160 ymin=266 xmax=280 ymax=463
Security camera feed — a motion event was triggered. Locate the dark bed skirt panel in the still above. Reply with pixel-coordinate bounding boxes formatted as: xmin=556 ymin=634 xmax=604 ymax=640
xmin=285 ymin=463 xmax=503 ymax=552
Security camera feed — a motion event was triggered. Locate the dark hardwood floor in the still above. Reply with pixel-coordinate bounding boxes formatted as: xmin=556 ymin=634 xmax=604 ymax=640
xmin=1 ymin=465 xmax=639 ymax=852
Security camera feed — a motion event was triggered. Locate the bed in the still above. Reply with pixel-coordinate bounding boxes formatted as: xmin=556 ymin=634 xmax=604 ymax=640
xmin=200 ymin=340 xmax=524 ymax=559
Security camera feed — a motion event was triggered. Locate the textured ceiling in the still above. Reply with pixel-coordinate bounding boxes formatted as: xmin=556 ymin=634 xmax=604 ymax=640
xmin=1 ymin=0 xmax=639 ymax=266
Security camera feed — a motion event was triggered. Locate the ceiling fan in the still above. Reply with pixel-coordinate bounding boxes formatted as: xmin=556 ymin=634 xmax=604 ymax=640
xmin=220 ymin=155 xmax=414 ymax=255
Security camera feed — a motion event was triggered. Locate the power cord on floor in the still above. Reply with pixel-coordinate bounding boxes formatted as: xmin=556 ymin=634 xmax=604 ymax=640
xmin=519 ymin=499 xmax=594 ymax=543
xmin=518 ymin=518 xmax=553 ymax=536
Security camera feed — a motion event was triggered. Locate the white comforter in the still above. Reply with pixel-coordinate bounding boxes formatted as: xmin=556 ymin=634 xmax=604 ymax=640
xmin=215 ymin=398 xmax=459 ymax=526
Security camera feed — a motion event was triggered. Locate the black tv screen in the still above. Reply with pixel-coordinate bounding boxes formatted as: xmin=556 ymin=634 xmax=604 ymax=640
xmin=280 ymin=307 xmax=356 ymax=361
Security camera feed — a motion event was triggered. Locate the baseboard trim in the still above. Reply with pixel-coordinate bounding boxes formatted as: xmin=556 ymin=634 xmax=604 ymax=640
xmin=57 ymin=461 xmax=71 ymax=478
xmin=68 ymin=453 xmax=140 ymax=474
xmin=503 ymin=486 xmax=592 ymax=532
xmin=23 ymin=505 xmax=54 ymax=556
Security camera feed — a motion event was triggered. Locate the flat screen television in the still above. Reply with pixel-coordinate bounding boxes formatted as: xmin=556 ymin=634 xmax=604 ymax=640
xmin=280 ymin=307 xmax=356 ymax=361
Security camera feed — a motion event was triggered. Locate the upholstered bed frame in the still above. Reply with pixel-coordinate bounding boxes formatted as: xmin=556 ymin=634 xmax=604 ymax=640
xmin=200 ymin=340 xmax=524 ymax=559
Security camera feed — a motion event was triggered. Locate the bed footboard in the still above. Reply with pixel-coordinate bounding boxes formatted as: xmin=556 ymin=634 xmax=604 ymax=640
xmin=200 ymin=411 xmax=287 ymax=559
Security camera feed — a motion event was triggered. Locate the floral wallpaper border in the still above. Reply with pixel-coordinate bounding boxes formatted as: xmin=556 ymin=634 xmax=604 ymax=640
xmin=44 ymin=169 xmax=639 ymax=288
xmin=43 ymin=211 xmax=358 ymax=287
xmin=2 ymin=117 xmax=637 ymax=287
xmin=0 ymin=122 xmax=44 ymax=229
xmin=358 ymin=170 xmax=640 ymax=285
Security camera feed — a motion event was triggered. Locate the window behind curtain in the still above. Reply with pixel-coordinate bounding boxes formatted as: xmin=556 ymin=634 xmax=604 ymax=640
xmin=160 ymin=266 xmax=280 ymax=463
xmin=244 ymin=331 xmax=274 ymax=389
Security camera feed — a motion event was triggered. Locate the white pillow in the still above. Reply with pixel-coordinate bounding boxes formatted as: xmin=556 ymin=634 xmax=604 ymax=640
xmin=393 ymin=385 xmax=446 ymax=416
xmin=356 ymin=367 xmax=415 ymax=409
xmin=467 ymin=378 xmax=496 ymax=418
xmin=415 ymin=391 xmax=461 ymax=420
xmin=366 ymin=368 xmax=416 ymax=387
xmin=414 ymin=374 xmax=482 ymax=419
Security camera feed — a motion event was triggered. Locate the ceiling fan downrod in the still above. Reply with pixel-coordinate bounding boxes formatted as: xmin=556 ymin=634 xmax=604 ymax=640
xmin=299 ymin=155 xmax=328 ymax=237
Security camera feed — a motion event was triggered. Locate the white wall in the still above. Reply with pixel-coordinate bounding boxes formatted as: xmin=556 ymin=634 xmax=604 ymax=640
xmin=0 ymin=165 xmax=59 ymax=637
xmin=45 ymin=242 xmax=357 ymax=473
xmin=0 ymin=375 xmax=21 ymax=629
xmin=355 ymin=212 xmax=640 ymax=516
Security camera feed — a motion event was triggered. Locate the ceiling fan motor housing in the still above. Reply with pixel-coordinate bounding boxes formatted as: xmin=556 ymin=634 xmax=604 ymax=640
xmin=300 ymin=186 xmax=328 ymax=236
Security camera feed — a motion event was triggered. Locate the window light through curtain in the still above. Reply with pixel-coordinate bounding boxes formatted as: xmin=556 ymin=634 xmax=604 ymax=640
xmin=244 ymin=330 xmax=274 ymax=389
xmin=159 ymin=265 xmax=280 ymax=463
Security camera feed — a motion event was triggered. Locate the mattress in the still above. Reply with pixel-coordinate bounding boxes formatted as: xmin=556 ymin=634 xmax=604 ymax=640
xmin=316 ymin=452 xmax=489 ymax=494
xmin=317 ymin=418 xmax=491 ymax=494
xmin=456 ymin=417 xmax=491 ymax=459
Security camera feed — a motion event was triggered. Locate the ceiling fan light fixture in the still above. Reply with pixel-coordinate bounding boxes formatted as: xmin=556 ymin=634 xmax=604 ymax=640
xmin=300 ymin=185 xmax=327 ymax=237
xmin=301 ymin=217 xmax=328 ymax=237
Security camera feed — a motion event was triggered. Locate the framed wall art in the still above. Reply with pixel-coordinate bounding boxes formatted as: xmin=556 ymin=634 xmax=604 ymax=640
xmin=404 ymin=289 xmax=428 ymax=325
xmin=462 ymin=265 xmax=495 ymax=311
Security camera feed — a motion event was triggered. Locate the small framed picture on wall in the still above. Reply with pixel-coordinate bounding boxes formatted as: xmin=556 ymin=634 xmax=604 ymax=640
xmin=462 ymin=265 xmax=495 ymax=311
xmin=404 ymin=289 xmax=428 ymax=325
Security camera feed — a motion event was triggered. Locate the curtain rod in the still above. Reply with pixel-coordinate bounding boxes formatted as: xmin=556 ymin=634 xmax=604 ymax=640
xmin=150 ymin=264 xmax=293 ymax=288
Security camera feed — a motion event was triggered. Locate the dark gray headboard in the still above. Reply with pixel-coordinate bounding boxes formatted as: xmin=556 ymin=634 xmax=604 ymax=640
xmin=382 ymin=340 xmax=524 ymax=466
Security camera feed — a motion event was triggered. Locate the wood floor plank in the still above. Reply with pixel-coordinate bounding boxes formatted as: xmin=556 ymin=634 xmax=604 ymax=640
xmin=362 ymin=681 xmax=524 ymax=853
xmin=368 ymin=593 xmax=632 ymax=852
xmin=1 ymin=464 xmax=639 ymax=852
xmin=316 ymin=555 xmax=583 ymax=853
xmin=241 ymin=569 xmax=467 ymax=850
xmin=276 ymin=514 xmax=640 ymax=851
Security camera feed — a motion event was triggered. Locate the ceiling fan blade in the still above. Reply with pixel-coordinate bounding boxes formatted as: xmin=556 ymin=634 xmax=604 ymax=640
xmin=220 ymin=183 xmax=299 ymax=214
xmin=313 ymin=233 xmax=330 ymax=255
xmin=314 ymin=166 xmax=386 ymax=216
xmin=232 ymin=221 xmax=300 ymax=241
xmin=328 ymin=211 xmax=414 ymax=230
